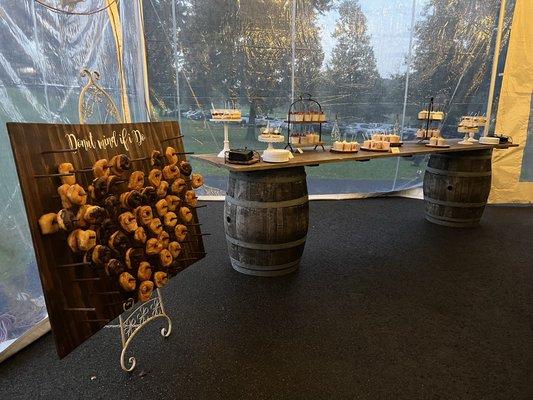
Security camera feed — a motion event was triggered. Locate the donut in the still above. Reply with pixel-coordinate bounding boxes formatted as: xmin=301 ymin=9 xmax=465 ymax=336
xmin=148 ymin=169 xmax=162 ymax=187
xmin=103 ymin=195 xmax=119 ymax=214
xmin=119 ymin=272 xmax=136 ymax=292
xmin=165 ymin=146 xmax=178 ymax=165
xmin=154 ymin=271 xmax=168 ymax=288
xmin=84 ymin=205 xmax=108 ymax=225
xmin=67 ymin=229 xmax=81 ymax=252
xmin=66 ymin=184 xmax=87 ymax=206
xmin=191 ymin=173 xmax=204 ymax=189
xmin=141 ymin=186 xmax=158 ymax=204
xmin=125 ymin=247 xmax=144 ymax=269
xmin=134 ymin=205 xmax=153 ymax=226
xmin=119 ymin=190 xmax=144 ymax=209
xmin=137 ymin=261 xmax=152 ymax=281
xmin=108 ymin=230 xmax=130 ymax=253
xmin=118 ymin=212 xmax=138 ymax=233
xmin=109 ymin=154 xmax=131 ymax=175
xmin=76 ymin=205 xmax=91 ymax=228
xmin=57 ymin=184 xmax=72 ymax=209
xmin=56 ymin=209 xmax=77 ymax=231
xmin=165 ymin=195 xmax=180 ymax=211
xmin=163 ymin=212 xmax=178 ymax=228
xmin=98 ymin=218 xmax=117 ymax=244
xmin=174 ymin=224 xmax=188 ymax=242
xmin=106 ymin=175 xmax=124 ymax=193
xmin=171 ymin=178 xmax=186 ymax=194
xmin=58 ymin=162 xmax=75 ymax=185
xmin=148 ymin=218 xmax=163 ymax=236
xmin=93 ymin=159 xmax=110 ymax=179
xmin=77 ymin=229 xmax=97 ymax=251
xmin=138 ymin=280 xmax=154 ymax=302
xmin=168 ymin=241 xmax=181 ymax=258
xmin=91 ymin=245 xmax=113 ymax=264
xmin=38 ymin=213 xmax=59 ymax=235
xmin=184 ymin=190 xmax=198 ymax=207
xmin=159 ymin=249 xmax=173 ymax=267
xmin=157 ymin=181 xmax=169 ymax=198
xmin=90 ymin=177 xmax=108 ymax=200
xmin=146 ymin=237 xmax=163 ymax=255
xmin=155 ymin=199 xmax=169 ymax=217
xmin=163 ymin=165 xmax=180 ymax=181
xmin=133 ymin=226 xmax=147 ymax=244
xmin=158 ymin=231 xmax=170 ymax=249
xmin=151 ymin=150 xmax=165 ymax=168
xmin=105 ymin=259 xmax=125 ymax=276
xmin=128 ymin=171 xmax=145 ymax=191
xmin=179 ymin=207 xmax=193 ymax=223
xmin=178 ymin=161 xmax=192 ymax=176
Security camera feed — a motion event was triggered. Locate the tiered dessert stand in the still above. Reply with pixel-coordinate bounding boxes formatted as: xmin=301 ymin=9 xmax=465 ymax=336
xmin=285 ymin=93 xmax=327 ymax=152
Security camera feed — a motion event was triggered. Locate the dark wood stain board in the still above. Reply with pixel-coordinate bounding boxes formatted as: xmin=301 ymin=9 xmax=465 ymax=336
xmin=7 ymin=121 xmax=205 ymax=358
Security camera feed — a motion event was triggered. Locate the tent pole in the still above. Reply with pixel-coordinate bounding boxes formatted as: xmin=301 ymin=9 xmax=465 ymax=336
xmin=483 ymin=0 xmax=507 ymax=137
xmin=290 ymin=0 xmax=296 ymax=104
xmin=171 ymin=0 xmax=182 ymax=127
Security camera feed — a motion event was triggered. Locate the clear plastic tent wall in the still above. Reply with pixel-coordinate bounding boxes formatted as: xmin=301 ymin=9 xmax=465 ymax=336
xmin=0 ymin=0 xmax=148 ymax=361
xmin=143 ymin=0 xmax=513 ymax=196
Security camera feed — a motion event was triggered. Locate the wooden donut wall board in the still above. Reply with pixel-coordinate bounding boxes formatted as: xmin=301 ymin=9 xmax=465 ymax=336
xmin=6 ymin=121 xmax=205 ymax=358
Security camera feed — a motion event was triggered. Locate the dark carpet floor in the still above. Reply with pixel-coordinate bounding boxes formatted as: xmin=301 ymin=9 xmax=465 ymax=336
xmin=1 ymin=199 xmax=531 ymax=400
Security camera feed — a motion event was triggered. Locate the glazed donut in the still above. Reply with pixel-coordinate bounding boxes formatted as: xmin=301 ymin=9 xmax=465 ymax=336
xmin=171 ymin=178 xmax=186 ymax=194
xmin=157 ymin=181 xmax=169 ymax=198
xmin=120 ymin=190 xmax=144 ymax=209
xmin=91 ymin=245 xmax=113 ymax=264
xmin=105 ymin=259 xmax=125 ymax=276
xmin=57 ymin=209 xmax=77 ymax=231
xmin=174 ymin=224 xmax=188 ymax=242
xmin=178 ymin=160 xmax=192 ymax=176
xmin=163 ymin=165 xmax=180 ymax=181
xmin=77 ymin=229 xmax=97 ymax=251
xmin=163 ymin=212 xmax=178 ymax=228
xmin=98 ymin=218 xmax=117 ymax=245
xmin=165 ymin=146 xmax=178 ymax=165
xmin=109 ymin=154 xmax=131 ymax=175
xmin=133 ymin=226 xmax=147 ymax=244
xmin=191 ymin=173 xmax=204 ymax=189
xmin=146 ymin=237 xmax=163 ymax=255
xmin=158 ymin=231 xmax=170 ymax=249
xmin=154 ymin=271 xmax=168 ymax=288
xmin=141 ymin=186 xmax=158 ymax=204
xmin=58 ymin=163 xmax=76 ymax=185
xmin=184 ymin=190 xmax=198 ymax=207
xmin=118 ymin=212 xmax=138 ymax=233
xmin=66 ymin=184 xmax=87 ymax=206
xmin=57 ymin=184 xmax=72 ymax=209
xmin=106 ymin=175 xmax=124 ymax=193
xmin=93 ymin=159 xmax=110 ymax=179
xmin=108 ymin=230 xmax=130 ymax=253
xmin=84 ymin=206 xmax=107 ymax=225
xmin=103 ymin=195 xmax=120 ymax=215
xmin=159 ymin=249 xmax=173 ymax=267
xmin=148 ymin=169 xmax=162 ymax=187
xmin=90 ymin=177 xmax=108 ymax=201
xmin=38 ymin=213 xmax=59 ymax=235
xmin=151 ymin=150 xmax=165 ymax=168
xmin=67 ymin=229 xmax=81 ymax=252
xmin=155 ymin=199 xmax=169 ymax=217
xmin=119 ymin=271 xmax=136 ymax=292
xmin=138 ymin=280 xmax=154 ymax=302
xmin=135 ymin=205 xmax=153 ymax=226
xmin=137 ymin=261 xmax=152 ymax=281
xmin=125 ymin=247 xmax=144 ymax=269
xmin=178 ymin=207 xmax=193 ymax=223
xmin=76 ymin=205 xmax=91 ymax=228
xmin=168 ymin=241 xmax=181 ymax=258
xmin=128 ymin=171 xmax=145 ymax=191
xmin=165 ymin=195 xmax=180 ymax=211
xmin=148 ymin=218 xmax=163 ymax=236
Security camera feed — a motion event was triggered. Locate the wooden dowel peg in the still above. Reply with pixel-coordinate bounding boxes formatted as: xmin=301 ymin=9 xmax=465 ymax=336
xmin=161 ymin=135 xmax=184 ymax=143
xmin=192 ymin=233 xmax=211 ymax=236
xmin=130 ymin=156 xmax=150 ymax=162
xmin=58 ymin=262 xmax=91 ymax=267
xmin=186 ymin=222 xmax=202 ymax=226
xmin=64 ymin=307 xmax=96 ymax=312
xmin=41 ymin=148 xmax=77 ymax=155
xmin=92 ymin=291 xmax=121 ymax=296
xmin=72 ymin=277 xmax=101 ymax=282
xmin=191 ymin=205 xmax=207 ymax=209
xmin=34 ymin=172 xmax=75 ymax=179
xmin=74 ymin=168 xmax=94 ymax=173
xmin=172 ymin=151 xmax=194 ymax=155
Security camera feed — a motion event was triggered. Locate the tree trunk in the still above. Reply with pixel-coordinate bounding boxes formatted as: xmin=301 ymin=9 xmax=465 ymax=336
xmin=246 ymin=99 xmax=257 ymax=141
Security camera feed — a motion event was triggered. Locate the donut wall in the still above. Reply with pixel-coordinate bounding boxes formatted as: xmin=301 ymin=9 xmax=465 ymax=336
xmin=6 ymin=121 xmax=206 ymax=358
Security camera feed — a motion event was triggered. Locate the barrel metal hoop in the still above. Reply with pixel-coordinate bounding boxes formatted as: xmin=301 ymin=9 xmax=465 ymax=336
xmin=424 ymin=196 xmax=487 ymax=208
xmin=425 ymin=213 xmax=482 ymax=223
xmin=229 ymin=174 xmax=306 ymax=184
xmin=425 ymin=214 xmax=480 ymax=227
xmin=225 ymin=234 xmax=307 ymax=250
xmin=425 ymin=166 xmax=492 ymax=177
xmin=225 ymin=195 xmax=309 ymax=209
xmin=230 ymin=257 xmax=300 ymax=272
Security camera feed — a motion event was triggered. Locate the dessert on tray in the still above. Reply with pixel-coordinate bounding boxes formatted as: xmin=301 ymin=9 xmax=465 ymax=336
xmin=331 ymin=140 xmax=359 ymax=152
xmin=259 ymin=126 xmax=284 ymax=141
xmin=457 ymin=114 xmax=486 ymax=144
xmin=211 ymin=100 xmax=242 ymax=121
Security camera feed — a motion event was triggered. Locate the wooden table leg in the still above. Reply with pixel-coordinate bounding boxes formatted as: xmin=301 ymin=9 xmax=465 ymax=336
xmin=423 ymin=149 xmax=493 ymax=227
xmin=224 ymin=166 xmax=309 ymax=276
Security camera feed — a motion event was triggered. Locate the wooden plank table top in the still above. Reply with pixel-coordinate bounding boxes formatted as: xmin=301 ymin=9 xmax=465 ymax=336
xmin=192 ymin=140 xmax=517 ymax=172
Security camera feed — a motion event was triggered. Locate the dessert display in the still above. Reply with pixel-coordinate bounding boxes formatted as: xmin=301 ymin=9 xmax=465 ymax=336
xmin=288 ymin=110 xmax=327 ymax=122
xmin=37 ymin=147 xmax=205 ymax=303
xmin=361 ymin=133 xmax=402 ymax=152
xmin=259 ymin=126 xmax=284 ymax=142
xmin=285 ymin=94 xmax=327 ymax=152
xmin=210 ymin=100 xmax=242 ymax=121
xmin=331 ymin=140 xmax=359 ymax=153
xmin=417 ymin=97 xmax=445 ymax=141
xmin=258 ymin=124 xmax=293 ymax=163
xmin=457 ymin=115 xmax=487 ymax=145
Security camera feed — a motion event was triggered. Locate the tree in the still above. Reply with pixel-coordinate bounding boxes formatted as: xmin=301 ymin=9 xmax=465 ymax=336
xmin=324 ymin=0 xmax=379 ymax=120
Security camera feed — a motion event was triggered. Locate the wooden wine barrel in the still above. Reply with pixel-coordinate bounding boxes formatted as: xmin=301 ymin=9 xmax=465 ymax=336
xmin=423 ymin=149 xmax=493 ymax=227
xmin=224 ymin=166 xmax=309 ymax=276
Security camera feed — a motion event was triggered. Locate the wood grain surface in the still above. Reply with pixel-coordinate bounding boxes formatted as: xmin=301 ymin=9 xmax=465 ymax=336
xmin=7 ymin=121 xmax=205 ymax=358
